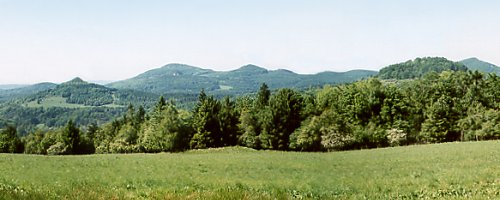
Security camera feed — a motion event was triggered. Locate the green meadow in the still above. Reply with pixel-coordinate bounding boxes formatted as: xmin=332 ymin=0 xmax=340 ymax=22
xmin=0 ymin=141 xmax=499 ymax=199
xmin=24 ymin=96 xmax=124 ymax=108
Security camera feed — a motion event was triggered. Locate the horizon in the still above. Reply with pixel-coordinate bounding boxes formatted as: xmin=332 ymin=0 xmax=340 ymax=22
xmin=2 ymin=1 xmax=500 ymax=84
xmin=0 ymin=56 xmax=492 ymax=85
xmin=0 ymin=61 xmax=379 ymax=85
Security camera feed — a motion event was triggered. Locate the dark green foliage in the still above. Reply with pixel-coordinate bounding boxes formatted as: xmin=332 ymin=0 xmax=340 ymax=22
xmin=378 ymin=57 xmax=468 ymax=79
xmin=62 ymin=120 xmax=80 ymax=154
xmin=237 ymin=109 xmax=261 ymax=149
xmin=155 ymin=96 xmax=167 ymax=111
xmin=0 ymin=125 xmax=23 ymax=153
xmin=260 ymin=89 xmax=303 ymax=150
xmin=190 ymin=92 xmax=223 ymax=149
xmin=256 ymin=83 xmax=270 ymax=109
xmin=219 ymin=97 xmax=239 ymax=146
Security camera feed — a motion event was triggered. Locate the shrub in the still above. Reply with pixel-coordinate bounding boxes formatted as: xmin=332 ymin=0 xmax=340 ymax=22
xmin=46 ymin=142 xmax=68 ymax=155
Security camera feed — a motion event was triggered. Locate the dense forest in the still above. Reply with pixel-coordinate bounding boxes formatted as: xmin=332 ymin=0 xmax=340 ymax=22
xmin=1 ymin=70 xmax=498 ymax=154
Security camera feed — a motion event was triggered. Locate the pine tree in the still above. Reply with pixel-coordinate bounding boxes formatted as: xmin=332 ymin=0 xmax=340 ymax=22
xmin=260 ymin=88 xmax=303 ymax=150
xmin=219 ymin=96 xmax=239 ymax=146
xmin=62 ymin=120 xmax=80 ymax=154
xmin=256 ymin=83 xmax=270 ymax=109
xmin=190 ymin=90 xmax=221 ymax=148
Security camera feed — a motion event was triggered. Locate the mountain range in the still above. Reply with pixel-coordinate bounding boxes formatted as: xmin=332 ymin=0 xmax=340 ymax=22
xmin=2 ymin=57 xmax=499 ymax=103
xmin=107 ymin=64 xmax=377 ymax=95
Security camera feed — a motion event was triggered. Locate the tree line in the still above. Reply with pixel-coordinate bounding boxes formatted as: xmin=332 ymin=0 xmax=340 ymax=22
xmin=1 ymin=70 xmax=498 ymax=154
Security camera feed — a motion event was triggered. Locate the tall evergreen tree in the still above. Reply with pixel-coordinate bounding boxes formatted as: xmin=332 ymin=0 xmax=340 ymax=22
xmin=260 ymin=88 xmax=303 ymax=150
xmin=62 ymin=120 xmax=80 ymax=154
xmin=156 ymin=96 xmax=167 ymax=112
xmin=190 ymin=90 xmax=222 ymax=149
xmin=219 ymin=96 xmax=239 ymax=146
xmin=256 ymin=83 xmax=270 ymax=109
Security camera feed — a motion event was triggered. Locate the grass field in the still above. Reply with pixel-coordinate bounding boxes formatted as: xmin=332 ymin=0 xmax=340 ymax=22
xmin=24 ymin=96 xmax=124 ymax=108
xmin=0 ymin=141 xmax=499 ymax=199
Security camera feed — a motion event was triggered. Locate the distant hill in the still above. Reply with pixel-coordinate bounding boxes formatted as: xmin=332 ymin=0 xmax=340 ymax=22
xmin=0 ymin=78 xmax=159 ymax=135
xmin=108 ymin=64 xmax=219 ymax=94
xmin=14 ymin=77 xmax=160 ymax=109
xmin=107 ymin=63 xmax=377 ymax=95
xmin=378 ymin=57 xmax=469 ymax=79
xmin=459 ymin=57 xmax=500 ymax=75
xmin=0 ymin=82 xmax=57 ymax=102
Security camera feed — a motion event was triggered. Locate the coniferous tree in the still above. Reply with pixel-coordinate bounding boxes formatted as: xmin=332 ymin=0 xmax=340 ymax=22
xmin=190 ymin=90 xmax=222 ymax=148
xmin=256 ymin=83 xmax=270 ymax=109
xmin=156 ymin=96 xmax=167 ymax=111
xmin=62 ymin=120 xmax=80 ymax=154
xmin=260 ymin=88 xmax=303 ymax=150
xmin=219 ymin=96 xmax=239 ymax=146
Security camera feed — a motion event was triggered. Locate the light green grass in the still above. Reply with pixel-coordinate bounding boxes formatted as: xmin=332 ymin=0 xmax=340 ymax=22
xmin=218 ymin=85 xmax=233 ymax=90
xmin=0 ymin=141 xmax=499 ymax=199
xmin=25 ymin=96 xmax=87 ymax=108
xmin=24 ymin=96 xmax=124 ymax=108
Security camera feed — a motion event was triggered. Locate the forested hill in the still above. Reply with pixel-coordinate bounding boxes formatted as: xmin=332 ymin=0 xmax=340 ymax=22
xmin=377 ymin=57 xmax=469 ymax=79
xmin=23 ymin=77 xmax=158 ymax=107
xmin=107 ymin=64 xmax=377 ymax=95
xmin=460 ymin=57 xmax=500 ymax=75
xmin=0 ymin=78 xmax=159 ymax=135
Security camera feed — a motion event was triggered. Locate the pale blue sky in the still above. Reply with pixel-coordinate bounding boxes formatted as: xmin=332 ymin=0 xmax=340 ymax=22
xmin=1 ymin=0 xmax=499 ymax=84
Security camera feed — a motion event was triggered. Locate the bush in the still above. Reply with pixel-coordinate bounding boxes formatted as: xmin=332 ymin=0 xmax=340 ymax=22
xmin=386 ymin=128 xmax=407 ymax=146
xmin=46 ymin=142 xmax=68 ymax=155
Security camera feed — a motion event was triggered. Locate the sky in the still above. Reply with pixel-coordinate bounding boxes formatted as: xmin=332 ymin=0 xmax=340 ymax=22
xmin=1 ymin=0 xmax=500 ymax=84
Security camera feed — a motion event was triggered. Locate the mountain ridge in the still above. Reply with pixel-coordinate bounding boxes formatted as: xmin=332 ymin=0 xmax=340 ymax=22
xmin=460 ymin=57 xmax=500 ymax=75
xmin=107 ymin=63 xmax=378 ymax=95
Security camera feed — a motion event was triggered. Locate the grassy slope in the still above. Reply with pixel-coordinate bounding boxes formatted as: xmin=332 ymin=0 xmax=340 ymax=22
xmin=0 ymin=141 xmax=499 ymax=199
xmin=24 ymin=96 xmax=124 ymax=108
